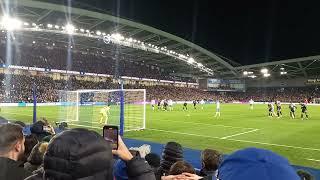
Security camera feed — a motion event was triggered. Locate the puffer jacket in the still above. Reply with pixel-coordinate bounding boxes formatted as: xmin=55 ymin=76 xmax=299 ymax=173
xmin=24 ymin=128 xmax=155 ymax=180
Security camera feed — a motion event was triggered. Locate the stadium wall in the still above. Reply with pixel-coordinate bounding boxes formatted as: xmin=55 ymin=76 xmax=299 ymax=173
xmin=247 ymin=78 xmax=307 ymax=87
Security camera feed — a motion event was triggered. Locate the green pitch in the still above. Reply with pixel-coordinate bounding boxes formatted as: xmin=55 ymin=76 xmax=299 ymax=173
xmin=1 ymin=103 xmax=320 ymax=169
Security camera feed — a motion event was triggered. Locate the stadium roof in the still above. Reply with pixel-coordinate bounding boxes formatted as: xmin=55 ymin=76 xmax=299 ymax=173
xmin=1 ymin=0 xmax=319 ymax=81
xmin=236 ymin=55 xmax=320 ymax=79
xmin=1 ymin=0 xmax=240 ymax=79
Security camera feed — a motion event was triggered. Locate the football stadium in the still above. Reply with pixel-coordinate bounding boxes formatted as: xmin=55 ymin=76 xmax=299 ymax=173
xmin=0 ymin=1 xmax=320 ymax=180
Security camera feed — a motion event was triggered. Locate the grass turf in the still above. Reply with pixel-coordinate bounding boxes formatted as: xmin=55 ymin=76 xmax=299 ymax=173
xmin=1 ymin=103 xmax=320 ymax=169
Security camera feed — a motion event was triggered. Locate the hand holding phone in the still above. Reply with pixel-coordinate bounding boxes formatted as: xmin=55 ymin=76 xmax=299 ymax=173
xmin=112 ymin=135 xmax=133 ymax=161
xmin=103 ymin=125 xmax=118 ymax=150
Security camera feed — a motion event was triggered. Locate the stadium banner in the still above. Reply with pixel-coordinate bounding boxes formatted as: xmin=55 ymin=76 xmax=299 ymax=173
xmin=51 ymin=69 xmax=66 ymax=73
xmin=305 ymin=79 xmax=320 ymax=85
xmin=8 ymin=65 xmax=28 ymax=70
xmin=29 ymin=67 xmax=45 ymax=71
xmin=1 ymin=102 xmax=320 ymax=107
xmin=66 ymin=70 xmax=80 ymax=75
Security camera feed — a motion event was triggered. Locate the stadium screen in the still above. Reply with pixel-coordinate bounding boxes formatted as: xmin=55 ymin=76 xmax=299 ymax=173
xmin=199 ymin=78 xmax=246 ymax=92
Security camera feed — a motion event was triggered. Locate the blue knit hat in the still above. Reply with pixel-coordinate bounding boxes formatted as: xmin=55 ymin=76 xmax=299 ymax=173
xmin=218 ymin=148 xmax=300 ymax=180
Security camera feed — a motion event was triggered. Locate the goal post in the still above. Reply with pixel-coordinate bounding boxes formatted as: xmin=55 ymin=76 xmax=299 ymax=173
xmin=57 ymin=89 xmax=146 ymax=133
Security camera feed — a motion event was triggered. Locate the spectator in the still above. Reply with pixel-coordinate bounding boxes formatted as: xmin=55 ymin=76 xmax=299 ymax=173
xmin=30 ymin=120 xmax=54 ymax=141
xmin=22 ymin=134 xmax=39 ymax=163
xmin=169 ymin=161 xmax=195 ymax=175
xmin=297 ymin=169 xmax=315 ymax=180
xmin=145 ymin=153 xmax=160 ymax=174
xmin=156 ymin=142 xmax=183 ymax=179
xmin=198 ymin=149 xmax=221 ymax=177
xmin=218 ymin=147 xmax=300 ymax=180
xmin=24 ymin=142 xmax=48 ymax=173
xmin=0 ymin=123 xmax=32 ymax=180
xmin=25 ymin=128 xmax=156 ymax=180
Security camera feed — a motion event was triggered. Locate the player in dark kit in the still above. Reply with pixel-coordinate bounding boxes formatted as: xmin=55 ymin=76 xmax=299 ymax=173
xmin=276 ymin=101 xmax=282 ymax=118
xmin=289 ymin=103 xmax=296 ymax=119
xmin=157 ymin=100 xmax=161 ymax=110
xmin=193 ymin=100 xmax=197 ymax=109
xmin=163 ymin=100 xmax=168 ymax=111
xmin=267 ymin=103 xmax=273 ymax=117
xmin=183 ymin=101 xmax=188 ymax=111
xmin=300 ymin=103 xmax=309 ymax=120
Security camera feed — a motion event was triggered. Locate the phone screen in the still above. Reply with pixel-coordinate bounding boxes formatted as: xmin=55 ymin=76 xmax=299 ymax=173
xmin=103 ymin=126 xmax=118 ymax=150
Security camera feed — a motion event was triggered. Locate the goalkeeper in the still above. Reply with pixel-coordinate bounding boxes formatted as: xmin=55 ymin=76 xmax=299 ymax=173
xmin=99 ymin=105 xmax=111 ymax=124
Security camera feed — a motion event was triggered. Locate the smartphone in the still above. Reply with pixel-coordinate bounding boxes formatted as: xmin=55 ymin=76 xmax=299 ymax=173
xmin=103 ymin=125 xmax=118 ymax=150
xmin=129 ymin=149 xmax=140 ymax=157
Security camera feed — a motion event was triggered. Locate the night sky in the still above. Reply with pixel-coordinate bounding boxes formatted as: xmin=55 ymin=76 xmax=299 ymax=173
xmin=72 ymin=0 xmax=320 ymax=65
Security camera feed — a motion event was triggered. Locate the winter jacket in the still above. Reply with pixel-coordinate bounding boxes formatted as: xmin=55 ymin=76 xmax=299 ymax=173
xmin=25 ymin=157 xmax=156 ymax=180
xmin=0 ymin=157 xmax=31 ymax=180
xmin=24 ymin=128 xmax=155 ymax=180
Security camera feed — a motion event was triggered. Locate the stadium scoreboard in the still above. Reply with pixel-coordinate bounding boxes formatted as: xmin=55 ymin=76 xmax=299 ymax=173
xmin=199 ymin=78 xmax=246 ymax=92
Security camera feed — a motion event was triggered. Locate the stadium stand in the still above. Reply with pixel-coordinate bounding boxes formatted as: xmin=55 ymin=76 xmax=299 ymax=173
xmin=0 ymin=74 xmax=319 ymax=103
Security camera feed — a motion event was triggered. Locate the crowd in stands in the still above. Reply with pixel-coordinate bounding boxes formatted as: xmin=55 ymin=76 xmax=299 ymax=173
xmin=0 ymin=44 xmax=194 ymax=82
xmin=0 ymin=118 xmax=314 ymax=180
xmin=0 ymin=74 xmax=319 ymax=103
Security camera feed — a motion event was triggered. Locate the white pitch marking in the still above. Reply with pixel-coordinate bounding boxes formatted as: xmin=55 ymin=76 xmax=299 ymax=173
xmin=305 ymin=158 xmax=320 ymax=162
xmin=220 ymin=129 xmax=259 ymax=139
xmin=147 ymin=128 xmax=320 ymax=152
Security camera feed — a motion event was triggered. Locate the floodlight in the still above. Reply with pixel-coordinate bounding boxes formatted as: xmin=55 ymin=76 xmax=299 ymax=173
xmin=86 ymin=29 xmax=90 ymax=33
xmin=52 ymin=43 xmax=55 ymax=46
xmin=243 ymin=71 xmax=248 ymax=75
xmin=249 ymin=75 xmax=257 ymax=78
xmin=32 ymin=41 xmax=36 ymax=44
xmin=263 ymin=73 xmax=270 ymax=77
xmin=32 ymin=23 xmax=37 ymax=27
xmin=111 ymin=33 xmax=124 ymax=40
xmin=188 ymin=57 xmax=195 ymax=64
xmin=261 ymin=68 xmax=268 ymax=74
xmin=280 ymin=67 xmax=284 ymax=71
xmin=197 ymin=63 xmax=203 ymax=67
xmin=247 ymin=71 xmax=253 ymax=74
xmin=1 ymin=16 xmax=22 ymax=30
xmin=280 ymin=71 xmax=287 ymax=75
xmin=96 ymin=31 xmax=101 ymax=35
xmin=47 ymin=24 xmax=53 ymax=28
xmin=80 ymin=29 xmax=84 ymax=32
xmin=65 ymin=23 xmax=75 ymax=34
xmin=148 ymin=43 xmax=151 ymax=46
xmin=102 ymin=32 xmax=106 ymax=36
xmin=23 ymin=22 xmax=29 ymax=26
xmin=55 ymin=25 xmax=59 ymax=29
xmin=128 ymin=38 xmax=133 ymax=42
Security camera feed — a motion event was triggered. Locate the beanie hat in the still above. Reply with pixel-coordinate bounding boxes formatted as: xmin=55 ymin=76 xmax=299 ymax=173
xmin=160 ymin=142 xmax=183 ymax=174
xmin=145 ymin=153 xmax=160 ymax=168
xmin=218 ymin=147 xmax=300 ymax=180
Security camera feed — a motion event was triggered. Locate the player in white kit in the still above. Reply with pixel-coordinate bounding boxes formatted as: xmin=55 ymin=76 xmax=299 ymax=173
xmin=168 ymin=99 xmax=173 ymax=111
xmin=151 ymin=99 xmax=156 ymax=111
xmin=200 ymin=99 xmax=205 ymax=110
xmin=249 ymin=99 xmax=254 ymax=110
xmin=214 ymin=100 xmax=221 ymax=118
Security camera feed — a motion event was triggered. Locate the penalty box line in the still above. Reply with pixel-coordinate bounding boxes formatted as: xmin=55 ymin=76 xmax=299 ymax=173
xmin=147 ymin=128 xmax=320 ymax=152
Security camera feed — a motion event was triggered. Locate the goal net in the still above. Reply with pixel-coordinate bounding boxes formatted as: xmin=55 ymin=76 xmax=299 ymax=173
xmin=57 ymin=89 xmax=146 ymax=133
